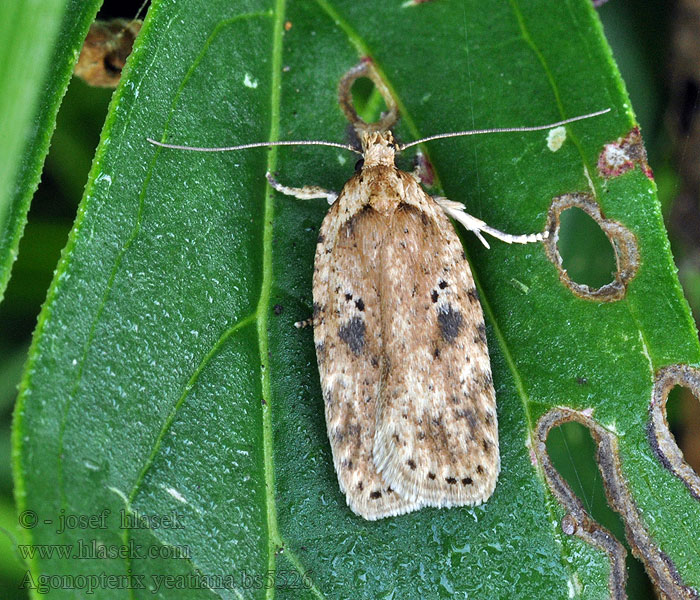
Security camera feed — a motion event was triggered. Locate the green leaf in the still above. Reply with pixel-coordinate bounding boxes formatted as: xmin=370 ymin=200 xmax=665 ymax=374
xmin=0 ymin=0 xmax=102 ymax=302
xmin=13 ymin=0 xmax=700 ymax=598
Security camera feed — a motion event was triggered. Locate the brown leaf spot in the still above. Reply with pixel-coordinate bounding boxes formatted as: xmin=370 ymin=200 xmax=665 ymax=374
xmin=597 ymin=126 xmax=653 ymax=179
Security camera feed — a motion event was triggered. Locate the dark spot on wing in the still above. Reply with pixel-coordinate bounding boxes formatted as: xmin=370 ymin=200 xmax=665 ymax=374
xmin=355 ymin=298 xmax=365 ymax=311
xmin=428 ymin=472 xmax=436 ymax=480
xmin=456 ymin=408 xmax=478 ymax=430
xmin=338 ymin=316 xmax=366 ymax=355
xmin=344 ymin=205 xmax=373 ymax=236
xmin=467 ymin=288 xmax=480 ymax=304
xmin=437 ymin=304 xmax=463 ymax=343
xmin=407 ymin=459 xmax=416 ymax=470
xmin=439 ymin=280 xmax=448 ymax=289
xmin=476 ymin=465 xmax=484 ymax=474
xmin=317 ymin=233 xmax=325 ymax=244
xmin=370 ymin=490 xmax=382 ymax=499
xmin=462 ymin=477 xmax=473 ymax=485
xmin=475 ymin=323 xmax=488 ymax=345
xmin=431 ymin=290 xmax=439 ymax=303
xmin=446 ymin=477 xmax=457 ymax=485
xmin=345 ymin=292 xmax=353 ymax=301
xmin=477 ymin=371 xmax=494 ymax=390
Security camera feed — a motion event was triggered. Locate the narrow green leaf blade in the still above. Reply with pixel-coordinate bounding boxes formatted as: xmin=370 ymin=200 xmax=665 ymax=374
xmin=0 ymin=0 xmax=103 ymax=301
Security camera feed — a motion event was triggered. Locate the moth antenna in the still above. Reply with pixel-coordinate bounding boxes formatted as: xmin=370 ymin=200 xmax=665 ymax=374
xmin=146 ymin=138 xmax=362 ymax=154
xmin=133 ymin=0 xmax=149 ymax=21
xmin=398 ymin=108 xmax=611 ymax=152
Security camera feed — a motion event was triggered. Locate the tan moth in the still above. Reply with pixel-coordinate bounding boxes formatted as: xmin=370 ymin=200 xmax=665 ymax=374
xmin=149 ymin=61 xmax=609 ymax=520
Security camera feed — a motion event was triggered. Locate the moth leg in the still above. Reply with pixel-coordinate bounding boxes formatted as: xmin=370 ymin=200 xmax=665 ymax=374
xmin=266 ymin=172 xmax=338 ymax=205
xmin=434 ymin=196 xmax=548 ymax=250
xmin=294 ymin=316 xmax=315 ymax=329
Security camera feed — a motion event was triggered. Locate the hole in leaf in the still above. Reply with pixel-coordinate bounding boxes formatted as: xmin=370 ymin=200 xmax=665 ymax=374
xmin=350 ymin=76 xmax=389 ymax=125
xmin=667 ymin=384 xmax=700 ymax=474
xmin=546 ymin=422 xmax=656 ymax=599
xmin=557 ymin=207 xmax=617 ymax=289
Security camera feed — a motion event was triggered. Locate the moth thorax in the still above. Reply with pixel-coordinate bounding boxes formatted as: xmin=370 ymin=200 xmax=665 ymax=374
xmin=360 ymin=131 xmax=396 ymax=168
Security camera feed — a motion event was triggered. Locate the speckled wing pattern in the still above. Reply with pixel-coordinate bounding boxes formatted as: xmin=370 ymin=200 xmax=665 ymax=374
xmin=313 ymin=164 xmax=499 ymax=520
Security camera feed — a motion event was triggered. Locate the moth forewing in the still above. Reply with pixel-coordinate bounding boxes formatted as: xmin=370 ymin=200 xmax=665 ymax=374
xmin=313 ymin=177 xmax=424 ymax=519
xmin=370 ymin=173 xmax=500 ymax=508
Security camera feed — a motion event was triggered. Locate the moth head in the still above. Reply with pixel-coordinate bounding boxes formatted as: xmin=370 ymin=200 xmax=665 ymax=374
xmin=360 ymin=130 xmax=396 ymax=168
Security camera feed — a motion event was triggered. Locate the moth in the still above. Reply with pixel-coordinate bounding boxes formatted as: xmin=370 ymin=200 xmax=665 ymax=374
xmin=149 ymin=61 xmax=609 ymax=520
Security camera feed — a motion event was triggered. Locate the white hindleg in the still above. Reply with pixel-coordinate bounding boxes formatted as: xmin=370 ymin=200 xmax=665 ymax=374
xmin=434 ymin=197 xmax=548 ymax=250
xmin=266 ymin=172 xmax=338 ymax=205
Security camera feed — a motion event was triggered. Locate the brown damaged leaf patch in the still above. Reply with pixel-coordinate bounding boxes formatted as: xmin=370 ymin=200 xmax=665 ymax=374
xmin=535 ymin=407 xmax=699 ymax=600
xmin=648 ymin=364 xmax=700 ymax=501
xmin=597 ymin=126 xmax=653 ymax=180
xmin=544 ymin=193 xmax=640 ymax=302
